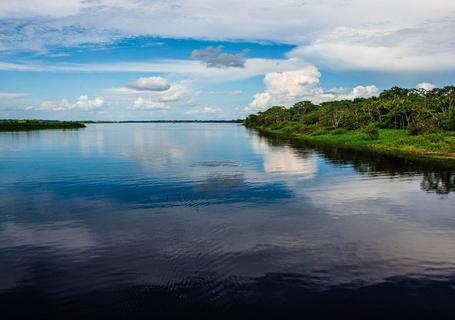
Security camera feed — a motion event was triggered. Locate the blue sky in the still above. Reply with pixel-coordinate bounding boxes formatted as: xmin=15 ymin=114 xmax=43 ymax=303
xmin=0 ymin=1 xmax=454 ymax=120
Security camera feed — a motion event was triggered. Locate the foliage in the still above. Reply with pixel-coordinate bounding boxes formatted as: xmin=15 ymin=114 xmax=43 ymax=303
xmin=331 ymin=128 xmax=348 ymax=135
xmin=244 ymin=86 xmax=455 ymax=135
xmin=362 ymin=123 xmax=379 ymax=140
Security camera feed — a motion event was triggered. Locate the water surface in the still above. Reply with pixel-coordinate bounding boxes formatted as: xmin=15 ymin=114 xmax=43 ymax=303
xmin=1 ymin=123 xmax=454 ymax=318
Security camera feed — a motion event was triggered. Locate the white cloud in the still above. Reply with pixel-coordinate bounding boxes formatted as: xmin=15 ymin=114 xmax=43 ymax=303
xmin=186 ymin=106 xmax=223 ymax=114
xmin=126 ymin=76 xmax=171 ymax=91
xmin=247 ymin=68 xmax=378 ymax=111
xmin=1 ymin=1 xmax=454 ymax=72
xmin=0 ymin=92 xmax=29 ymax=99
xmin=263 ymin=67 xmax=321 ymax=96
xmin=325 ymin=86 xmax=379 ymax=101
xmin=0 ymin=1 xmax=82 ymax=18
xmin=0 ymin=58 xmax=313 ymax=85
xmin=416 ymin=82 xmax=436 ymax=91
xmin=288 ymin=23 xmax=455 ymax=71
xmin=157 ymin=84 xmax=190 ymax=103
xmin=132 ymin=97 xmax=168 ymax=111
xmin=248 ymin=92 xmax=274 ymax=111
xmin=106 ymin=75 xmax=198 ymax=112
xmin=104 ymin=87 xmax=138 ymax=95
xmin=248 ymin=67 xmax=324 ymax=111
xmin=208 ymin=90 xmax=243 ymax=96
xmin=117 ymin=81 xmax=198 ymax=112
xmin=0 ymin=61 xmax=43 ymax=71
xmin=29 ymin=95 xmax=105 ymax=111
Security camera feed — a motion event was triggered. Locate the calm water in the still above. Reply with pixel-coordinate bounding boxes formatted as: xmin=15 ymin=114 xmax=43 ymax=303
xmin=1 ymin=123 xmax=455 ymax=318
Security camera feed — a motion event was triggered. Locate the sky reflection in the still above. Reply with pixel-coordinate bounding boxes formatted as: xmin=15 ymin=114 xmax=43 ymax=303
xmin=0 ymin=124 xmax=454 ymax=316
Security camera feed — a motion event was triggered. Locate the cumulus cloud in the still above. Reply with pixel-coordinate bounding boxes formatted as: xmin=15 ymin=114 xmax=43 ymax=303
xmin=263 ymin=68 xmax=321 ymax=96
xmin=416 ymin=82 xmax=436 ymax=91
xmin=325 ymin=86 xmax=379 ymax=100
xmin=247 ymin=67 xmax=321 ymax=111
xmin=126 ymin=76 xmax=170 ymax=91
xmin=29 ymin=95 xmax=105 ymax=111
xmin=247 ymin=67 xmax=378 ymax=111
xmin=106 ymin=76 xmax=199 ymax=112
xmin=191 ymin=46 xmax=248 ymax=68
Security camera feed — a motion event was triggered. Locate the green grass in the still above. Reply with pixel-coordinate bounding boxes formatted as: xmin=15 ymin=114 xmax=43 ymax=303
xmin=0 ymin=120 xmax=86 ymax=131
xmin=255 ymin=127 xmax=455 ymax=161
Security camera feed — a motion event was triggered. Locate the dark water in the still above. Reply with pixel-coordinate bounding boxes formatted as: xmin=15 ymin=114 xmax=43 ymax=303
xmin=1 ymin=123 xmax=455 ymax=318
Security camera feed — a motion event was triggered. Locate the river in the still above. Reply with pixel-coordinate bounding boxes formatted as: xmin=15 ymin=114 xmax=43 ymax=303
xmin=1 ymin=123 xmax=454 ymax=318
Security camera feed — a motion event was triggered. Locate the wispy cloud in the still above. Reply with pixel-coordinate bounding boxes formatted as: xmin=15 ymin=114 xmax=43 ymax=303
xmin=1 ymin=0 xmax=454 ymax=73
xmin=186 ymin=106 xmax=223 ymax=114
xmin=208 ymin=90 xmax=243 ymax=96
xmin=0 ymin=58 xmax=314 ymax=84
xmin=0 ymin=92 xmax=29 ymax=99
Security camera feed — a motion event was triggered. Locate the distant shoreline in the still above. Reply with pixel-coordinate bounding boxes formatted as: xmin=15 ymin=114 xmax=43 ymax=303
xmin=0 ymin=119 xmax=244 ymax=131
xmin=82 ymin=120 xmax=244 ymax=124
xmin=0 ymin=120 xmax=86 ymax=131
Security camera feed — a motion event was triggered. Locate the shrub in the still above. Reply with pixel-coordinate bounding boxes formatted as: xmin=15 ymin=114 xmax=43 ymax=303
xmin=298 ymin=125 xmax=312 ymax=134
xmin=362 ymin=123 xmax=379 ymax=140
xmin=309 ymin=126 xmax=329 ymax=136
xmin=440 ymin=109 xmax=455 ymax=130
xmin=331 ymin=128 xmax=348 ymax=135
xmin=281 ymin=126 xmax=294 ymax=134
xmin=408 ymin=120 xmax=439 ymax=135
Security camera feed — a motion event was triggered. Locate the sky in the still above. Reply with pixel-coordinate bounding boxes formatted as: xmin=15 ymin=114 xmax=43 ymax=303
xmin=0 ymin=0 xmax=454 ymax=120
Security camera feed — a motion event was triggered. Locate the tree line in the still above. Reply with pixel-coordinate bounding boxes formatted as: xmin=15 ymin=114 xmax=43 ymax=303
xmin=244 ymin=86 xmax=455 ymax=135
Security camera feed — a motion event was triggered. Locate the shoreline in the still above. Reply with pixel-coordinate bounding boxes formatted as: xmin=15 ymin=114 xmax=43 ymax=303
xmin=249 ymin=126 xmax=455 ymax=164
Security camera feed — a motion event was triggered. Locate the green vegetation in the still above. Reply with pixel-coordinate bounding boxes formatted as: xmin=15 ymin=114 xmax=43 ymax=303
xmin=244 ymin=86 xmax=455 ymax=160
xmin=0 ymin=119 xmax=86 ymax=131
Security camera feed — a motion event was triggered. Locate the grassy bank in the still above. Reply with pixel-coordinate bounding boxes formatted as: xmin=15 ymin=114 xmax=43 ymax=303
xmin=252 ymin=126 xmax=455 ymax=161
xmin=0 ymin=120 xmax=86 ymax=131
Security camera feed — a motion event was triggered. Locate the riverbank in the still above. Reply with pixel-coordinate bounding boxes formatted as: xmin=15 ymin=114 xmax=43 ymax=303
xmin=0 ymin=120 xmax=86 ymax=131
xmin=250 ymin=127 xmax=455 ymax=161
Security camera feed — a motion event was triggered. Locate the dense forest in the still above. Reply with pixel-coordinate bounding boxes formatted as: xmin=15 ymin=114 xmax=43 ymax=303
xmin=244 ymin=86 xmax=455 ymax=136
